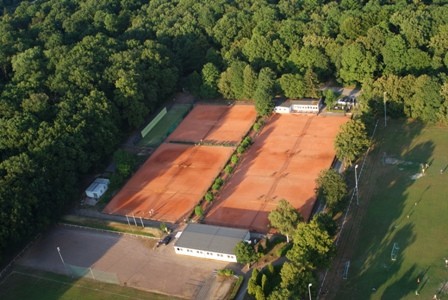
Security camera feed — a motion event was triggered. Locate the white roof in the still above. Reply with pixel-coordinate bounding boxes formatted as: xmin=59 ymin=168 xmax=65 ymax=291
xmin=86 ymin=178 xmax=109 ymax=193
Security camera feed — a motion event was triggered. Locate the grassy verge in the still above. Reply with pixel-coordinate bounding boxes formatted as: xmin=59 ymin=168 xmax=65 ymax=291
xmin=61 ymin=215 xmax=162 ymax=238
xmin=0 ymin=266 xmax=178 ymax=300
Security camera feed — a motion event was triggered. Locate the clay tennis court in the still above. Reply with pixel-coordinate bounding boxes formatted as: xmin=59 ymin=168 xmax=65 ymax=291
xmin=104 ymin=143 xmax=234 ymax=222
xmin=167 ymin=104 xmax=256 ymax=143
xmin=104 ymin=104 xmax=256 ymax=223
xmin=205 ymin=114 xmax=349 ymax=232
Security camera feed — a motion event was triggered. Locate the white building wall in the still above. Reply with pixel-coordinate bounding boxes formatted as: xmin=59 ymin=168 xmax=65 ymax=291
xmin=274 ymin=106 xmax=292 ymax=114
xmin=291 ymin=104 xmax=319 ymax=112
xmin=174 ymin=247 xmax=237 ymax=262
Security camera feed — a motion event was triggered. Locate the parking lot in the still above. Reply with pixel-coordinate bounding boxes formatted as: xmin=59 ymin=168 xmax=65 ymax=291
xmin=17 ymin=226 xmax=237 ymax=299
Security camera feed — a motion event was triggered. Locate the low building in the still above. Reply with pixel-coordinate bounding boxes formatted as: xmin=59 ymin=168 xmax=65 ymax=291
xmin=273 ymin=104 xmax=292 ymax=114
xmin=274 ymin=98 xmax=322 ymax=114
xmin=174 ymin=223 xmax=250 ymax=262
xmin=85 ymin=178 xmax=110 ymax=199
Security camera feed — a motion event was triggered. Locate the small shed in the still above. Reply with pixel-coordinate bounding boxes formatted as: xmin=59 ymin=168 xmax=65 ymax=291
xmin=174 ymin=223 xmax=250 ymax=262
xmin=85 ymin=178 xmax=110 ymax=199
xmin=274 ymin=104 xmax=292 ymax=114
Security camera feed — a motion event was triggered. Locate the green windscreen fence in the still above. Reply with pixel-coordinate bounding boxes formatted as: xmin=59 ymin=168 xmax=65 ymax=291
xmin=138 ymin=103 xmax=193 ymax=147
xmin=141 ymin=107 xmax=167 ymax=138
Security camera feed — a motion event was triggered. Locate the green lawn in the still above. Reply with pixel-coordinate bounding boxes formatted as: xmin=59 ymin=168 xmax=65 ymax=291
xmin=335 ymin=119 xmax=448 ymax=299
xmin=0 ymin=267 xmax=179 ymax=300
xmin=138 ymin=104 xmax=192 ymax=147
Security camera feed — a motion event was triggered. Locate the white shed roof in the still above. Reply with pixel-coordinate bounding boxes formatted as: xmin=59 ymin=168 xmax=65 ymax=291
xmin=86 ymin=178 xmax=109 ymax=194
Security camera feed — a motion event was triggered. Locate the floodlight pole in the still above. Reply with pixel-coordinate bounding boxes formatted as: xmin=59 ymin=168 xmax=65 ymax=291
xmin=355 ymin=164 xmax=359 ymax=206
xmin=383 ymin=91 xmax=387 ymax=127
xmin=308 ymin=283 xmax=312 ymax=300
xmin=56 ymin=246 xmax=69 ymax=276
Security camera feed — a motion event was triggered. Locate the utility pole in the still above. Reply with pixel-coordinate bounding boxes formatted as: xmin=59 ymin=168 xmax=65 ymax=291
xmin=355 ymin=164 xmax=359 ymax=205
xmin=383 ymin=91 xmax=387 ymax=127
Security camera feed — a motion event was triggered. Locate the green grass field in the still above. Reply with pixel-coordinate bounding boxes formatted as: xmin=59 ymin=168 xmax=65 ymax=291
xmin=138 ymin=104 xmax=192 ymax=147
xmin=336 ymin=119 xmax=448 ymax=299
xmin=0 ymin=267 xmax=179 ymax=300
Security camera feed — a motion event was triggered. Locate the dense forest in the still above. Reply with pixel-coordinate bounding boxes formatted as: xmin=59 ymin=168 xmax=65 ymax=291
xmin=0 ymin=0 xmax=447 ymax=262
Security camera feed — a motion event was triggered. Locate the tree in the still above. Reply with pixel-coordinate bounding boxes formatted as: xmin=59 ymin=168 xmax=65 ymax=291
xmin=381 ymin=35 xmax=407 ymax=75
xmin=200 ymin=62 xmax=220 ymax=99
xmin=303 ymin=68 xmax=320 ymax=98
xmin=248 ymin=268 xmax=260 ymax=295
xmin=268 ymin=199 xmax=303 ymax=243
xmin=287 ymin=219 xmax=336 ymax=269
xmin=234 ymin=241 xmax=258 ymax=266
xmin=218 ymin=61 xmax=245 ymax=100
xmin=279 ymin=74 xmax=306 ymax=99
xmin=194 ymin=205 xmax=204 ymax=218
xmin=339 ymin=42 xmax=377 ymax=84
xmin=404 ymin=75 xmax=442 ymax=123
xmin=243 ymin=65 xmax=257 ymax=100
xmin=314 ymin=212 xmax=338 ymax=237
xmin=334 ymin=119 xmax=370 ymax=167
xmin=323 ymin=89 xmax=340 ymax=109
xmin=279 ymin=261 xmax=315 ymax=298
xmin=289 ymin=46 xmax=330 ymax=79
xmin=254 ymin=67 xmax=275 ymax=116
xmin=316 ymin=169 xmax=347 ymax=214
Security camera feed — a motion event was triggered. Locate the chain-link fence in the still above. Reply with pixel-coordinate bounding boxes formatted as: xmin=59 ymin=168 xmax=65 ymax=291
xmin=66 ymin=264 xmax=119 ymax=285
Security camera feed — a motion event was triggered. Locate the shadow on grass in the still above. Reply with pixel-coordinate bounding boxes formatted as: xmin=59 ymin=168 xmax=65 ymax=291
xmin=333 ymin=120 xmax=437 ymax=299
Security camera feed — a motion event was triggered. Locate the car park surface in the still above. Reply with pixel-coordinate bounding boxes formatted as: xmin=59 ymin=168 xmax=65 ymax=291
xmin=17 ymin=226 xmax=236 ymax=299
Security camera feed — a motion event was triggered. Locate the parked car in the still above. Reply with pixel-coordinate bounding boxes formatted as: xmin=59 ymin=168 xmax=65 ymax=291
xmin=337 ymin=96 xmax=349 ymax=105
xmin=156 ymin=235 xmax=172 ymax=247
xmin=337 ymin=96 xmax=357 ymax=106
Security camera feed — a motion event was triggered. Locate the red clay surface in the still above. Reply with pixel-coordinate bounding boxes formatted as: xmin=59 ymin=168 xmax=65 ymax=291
xmin=104 ymin=143 xmax=234 ymax=223
xmin=167 ymin=104 xmax=257 ymax=143
xmin=205 ymin=114 xmax=349 ymax=232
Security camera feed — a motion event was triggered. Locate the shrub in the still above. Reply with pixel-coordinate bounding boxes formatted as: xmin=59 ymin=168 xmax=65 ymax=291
xmin=237 ymin=145 xmax=245 ymax=154
xmin=242 ymin=136 xmax=252 ymax=146
xmin=212 ymin=178 xmax=224 ymax=190
xmin=217 ymin=268 xmax=234 ymax=276
xmin=224 ymin=165 xmax=233 ymax=174
xmin=255 ymin=285 xmax=266 ymax=300
xmin=231 ymin=154 xmax=239 ymax=164
xmin=205 ymin=192 xmax=214 ymax=202
xmin=248 ymin=268 xmax=260 ymax=295
xmin=195 ymin=205 xmax=204 ymax=217
xmin=253 ymin=122 xmax=261 ymax=132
